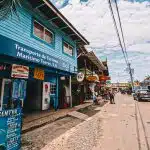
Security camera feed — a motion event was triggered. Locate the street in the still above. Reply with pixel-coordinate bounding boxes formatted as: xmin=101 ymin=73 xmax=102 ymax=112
xmin=42 ymin=93 xmax=150 ymax=150
xmin=93 ymin=93 xmax=150 ymax=150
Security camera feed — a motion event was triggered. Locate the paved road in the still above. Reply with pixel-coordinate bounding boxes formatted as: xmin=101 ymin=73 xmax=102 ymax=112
xmin=42 ymin=93 xmax=150 ymax=150
xmin=93 ymin=93 xmax=150 ymax=150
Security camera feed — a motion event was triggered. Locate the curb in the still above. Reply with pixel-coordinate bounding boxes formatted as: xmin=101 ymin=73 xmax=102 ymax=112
xmin=22 ymin=102 xmax=93 ymax=134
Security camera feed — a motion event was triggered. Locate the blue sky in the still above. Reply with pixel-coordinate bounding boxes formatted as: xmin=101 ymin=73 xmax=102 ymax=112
xmin=60 ymin=0 xmax=150 ymax=82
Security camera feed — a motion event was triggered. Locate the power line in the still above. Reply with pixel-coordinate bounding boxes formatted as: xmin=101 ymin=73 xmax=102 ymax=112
xmin=107 ymin=0 xmax=128 ymax=66
xmin=113 ymin=0 xmax=134 ymax=89
xmin=107 ymin=0 xmax=134 ymax=89
xmin=114 ymin=0 xmax=129 ymax=62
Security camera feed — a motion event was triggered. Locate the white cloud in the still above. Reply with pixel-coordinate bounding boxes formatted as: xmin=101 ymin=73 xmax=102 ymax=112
xmin=61 ymin=0 xmax=150 ymax=82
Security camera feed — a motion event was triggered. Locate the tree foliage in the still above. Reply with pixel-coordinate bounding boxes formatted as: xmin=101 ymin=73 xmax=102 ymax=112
xmin=0 ymin=0 xmax=21 ymax=20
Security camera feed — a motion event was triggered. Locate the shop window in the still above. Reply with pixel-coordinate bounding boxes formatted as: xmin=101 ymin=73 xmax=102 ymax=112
xmin=50 ymin=83 xmax=56 ymax=95
xmin=63 ymin=42 xmax=74 ymax=56
xmin=33 ymin=21 xmax=54 ymax=44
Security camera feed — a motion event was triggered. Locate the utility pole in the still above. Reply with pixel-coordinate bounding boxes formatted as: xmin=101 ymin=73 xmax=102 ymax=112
xmin=128 ymin=63 xmax=134 ymax=91
xmin=117 ymin=73 xmax=119 ymax=92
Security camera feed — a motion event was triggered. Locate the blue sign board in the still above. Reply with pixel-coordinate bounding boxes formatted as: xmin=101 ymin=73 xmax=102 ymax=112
xmin=0 ymin=108 xmax=22 ymax=150
xmin=0 ymin=35 xmax=71 ymax=72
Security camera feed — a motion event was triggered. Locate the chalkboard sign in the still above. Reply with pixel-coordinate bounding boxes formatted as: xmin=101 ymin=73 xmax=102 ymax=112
xmin=0 ymin=109 xmax=22 ymax=150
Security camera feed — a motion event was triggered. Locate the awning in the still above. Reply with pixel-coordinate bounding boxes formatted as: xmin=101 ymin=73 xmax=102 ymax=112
xmin=86 ymin=51 xmax=106 ymax=71
xmin=27 ymin=0 xmax=89 ymax=45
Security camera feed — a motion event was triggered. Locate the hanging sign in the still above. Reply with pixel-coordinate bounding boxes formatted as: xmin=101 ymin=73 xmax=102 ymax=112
xmin=86 ymin=75 xmax=99 ymax=82
xmin=0 ymin=108 xmax=22 ymax=150
xmin=34 ymin=68 xmax=45 ymax=80
xmin=99 ymin=76 xmax=111 ymax=81
xmin=11 ymin=64 xmax=29 ymax=79
xmin=77 ymin=72 xmax=85 ymax=82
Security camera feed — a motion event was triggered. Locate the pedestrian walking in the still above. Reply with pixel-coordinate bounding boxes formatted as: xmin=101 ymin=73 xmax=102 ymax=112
xmin=109 ymin=91 xmax=115 ymax=104
xmin=93 ymin=92 xmax=98 ymax=104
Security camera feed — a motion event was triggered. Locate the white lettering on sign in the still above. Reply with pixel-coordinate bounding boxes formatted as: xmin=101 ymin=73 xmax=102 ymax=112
xmin=15 ymin=44 xmax=41 ymax=57
xmin=15 ymin=43 xmax=63 ymax=69
xmin=0 ymin=109 xmax=18 ymax=117
xmin=17 ymin=52 xmax=40 ymax=63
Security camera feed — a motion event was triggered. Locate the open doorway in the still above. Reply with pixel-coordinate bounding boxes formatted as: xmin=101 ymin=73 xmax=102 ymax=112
xmin=24 ymin=80 xmax=42 ymax=113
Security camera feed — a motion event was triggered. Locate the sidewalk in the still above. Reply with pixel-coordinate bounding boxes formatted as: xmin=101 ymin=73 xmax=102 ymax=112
xmin=22 ymin=102 xmax=93 ymax=133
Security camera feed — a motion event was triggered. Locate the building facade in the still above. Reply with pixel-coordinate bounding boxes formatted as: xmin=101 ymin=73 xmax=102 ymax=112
xmin=72 ymin=46 xmax=106 ymax=105
xmin=0 ymin=1 xmax=88 ymax=112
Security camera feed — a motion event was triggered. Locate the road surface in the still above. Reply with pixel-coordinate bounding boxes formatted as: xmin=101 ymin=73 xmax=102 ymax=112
xmin=93 ymin=93 xmax=150 ymax=150
xmin=27 ymin=93 xmax=150 ymax=150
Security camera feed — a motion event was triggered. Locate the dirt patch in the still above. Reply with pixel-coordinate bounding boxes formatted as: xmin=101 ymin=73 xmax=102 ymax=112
xmin=77 ymin=105 xmax=100 ymax=117
xmin=22 ymin=116 xmax=83 ymax=150
xmin=77 ymin=101 xmax=108 ymax=117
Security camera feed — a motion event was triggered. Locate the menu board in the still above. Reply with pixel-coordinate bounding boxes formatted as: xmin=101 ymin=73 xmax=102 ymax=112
xmin=0 ymin=109 xmax=22 ymax=150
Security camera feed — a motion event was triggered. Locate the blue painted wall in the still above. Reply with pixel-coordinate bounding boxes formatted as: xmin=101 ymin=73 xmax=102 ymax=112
xmin=0 ymin=1 xmax=77 ymax=73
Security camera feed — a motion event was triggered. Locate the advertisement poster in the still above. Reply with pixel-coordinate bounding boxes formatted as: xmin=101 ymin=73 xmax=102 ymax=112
xmin=11 ymin=64 xmax=29 ymax=79
xmin=42 ymin=82 xmax=50 ymax=110
xmin=12 ymin=80 xmax=27 ymax=100
xmin=0 ymin=108 xmax=22 ymax=150
xmin=34 ymin=68 xmax=45 ymax=81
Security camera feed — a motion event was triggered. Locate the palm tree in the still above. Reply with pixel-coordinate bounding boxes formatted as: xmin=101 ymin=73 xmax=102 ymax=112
xmin=145 ymin=75 xmax=150 ymax=80
xmin=0 ymin=0 xmax=21 ymax=20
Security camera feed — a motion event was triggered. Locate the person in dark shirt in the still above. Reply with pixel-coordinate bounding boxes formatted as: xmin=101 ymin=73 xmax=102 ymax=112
xmin=109 ymin=91 xmax=115 ymax=104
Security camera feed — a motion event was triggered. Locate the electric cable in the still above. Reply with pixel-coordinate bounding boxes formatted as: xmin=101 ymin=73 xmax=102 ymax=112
xmin=107 ymin=0 xmax=128 ymax=66
xmin=114 ymin=0 xmax=129 ymax=62
xmin=107 ymin=0 xmax=134 ymax=89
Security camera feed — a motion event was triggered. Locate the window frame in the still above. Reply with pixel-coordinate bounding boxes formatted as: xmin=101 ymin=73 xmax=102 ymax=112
xmin=63 ymin=41 xmax=74 ymax=57
xmin=32 ymin=20 xmax=54 ymax=46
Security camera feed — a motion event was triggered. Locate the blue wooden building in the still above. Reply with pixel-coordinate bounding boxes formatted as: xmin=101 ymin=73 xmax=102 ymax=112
xmin=0 ymin=1 xmax=89 ymax=112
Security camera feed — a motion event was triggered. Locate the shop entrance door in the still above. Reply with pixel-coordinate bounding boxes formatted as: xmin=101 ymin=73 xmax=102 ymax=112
xmin=0 ymin=79 xmax=12 ymax=110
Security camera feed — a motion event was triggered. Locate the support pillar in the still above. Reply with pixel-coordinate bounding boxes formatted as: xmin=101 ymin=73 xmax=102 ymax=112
xmin=69 ymin=75 xmax=72 ymax=108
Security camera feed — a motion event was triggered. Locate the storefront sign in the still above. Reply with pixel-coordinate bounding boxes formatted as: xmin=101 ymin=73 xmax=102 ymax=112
xmin=11 ymin=64 xmax=29 ymax=79
xmin=0 ymin=108 xmax=22 ymax=150
xmin=99 ymin=75 xmax=111 ymax=81
xmin=77 ymin=72 xmax=85 ymax=82
xmin=86 ymin=75 xmax=99 ymax=82
xmin=0 ymin=35 xmax=72 ymax=72
xmin=34 ymin=68 xmax=45 ymax=80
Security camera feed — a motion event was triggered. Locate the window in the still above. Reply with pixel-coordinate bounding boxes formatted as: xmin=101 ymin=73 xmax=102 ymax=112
xmin=63 ymin=42 xmax=74 ymax=56
xmin=50 ymin=83 xmax=56 ymax=95
xmin=33 ymin=21 xmax=53 ymax=44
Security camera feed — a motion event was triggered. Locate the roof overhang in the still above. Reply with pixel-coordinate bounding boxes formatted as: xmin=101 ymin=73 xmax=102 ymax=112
xmin=27 ymin=0 xmax=89 ymax=45
xmin=86 ymin=51 xmax=106 ymax=71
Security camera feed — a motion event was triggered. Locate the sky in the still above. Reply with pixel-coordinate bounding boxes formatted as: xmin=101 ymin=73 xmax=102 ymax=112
xmin=58 ymin=0 xmax=150 ymax=82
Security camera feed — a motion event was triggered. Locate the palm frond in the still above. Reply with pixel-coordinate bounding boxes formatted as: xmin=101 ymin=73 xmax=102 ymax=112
xmin=0 ymin=0 xmax=21 ymax=20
